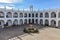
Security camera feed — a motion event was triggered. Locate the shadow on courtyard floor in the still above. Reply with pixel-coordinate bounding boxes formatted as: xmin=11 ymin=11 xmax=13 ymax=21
xmin=0 ymin=24 xmax=48 ymax=40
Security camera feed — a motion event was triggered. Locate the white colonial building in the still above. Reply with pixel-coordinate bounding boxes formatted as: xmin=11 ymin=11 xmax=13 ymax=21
xmin=0 ymin=5 xmax=60 ymax=28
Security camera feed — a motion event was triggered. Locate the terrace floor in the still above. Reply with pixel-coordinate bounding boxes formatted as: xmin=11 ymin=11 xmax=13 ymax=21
xmin=0 ymin=24 xmax=60 ymax=40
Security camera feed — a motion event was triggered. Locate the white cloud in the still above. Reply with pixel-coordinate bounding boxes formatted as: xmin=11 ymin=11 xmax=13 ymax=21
xmin=0 ymin=0 xmax=23 ymax=3
xmin=0 ymin=5 xmax=16 ymax=9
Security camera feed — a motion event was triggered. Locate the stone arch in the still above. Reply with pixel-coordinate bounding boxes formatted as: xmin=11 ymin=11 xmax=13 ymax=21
xmin=13 ymin=19 xmax=18 ymax=25
xmin=58 ymin=12 xmax=60 ymax=18
xmin=13 ymin=12 xmax=18 ymax=18
xmin=6 ymin=20 xmax=12 ymax=26
xmin=58 ymin=21 xmax=60 ymax=27
xmin=20 ymin=19 xmax=23 ymax=25
xmin=45 ymin=12 xmax=49 ymax=18
xmin=0 ymin=11 xmax=4 ymax=18
xmin=24 ymin=13 xmax=27 ymax=17
xmin=40 ymin=12 xmax=43 ymax=17
xmin=45 ymin=19 xmax=49 ymax=26
xmin=19 ymin=13 xmax=23 ymax=17
xmin=51 ymin=20 xmax=56 ymax=26
xmin=6 ymin=12 xmax=12 ymax=18
xmin=40 ymin=19 xmax=43 ymax=25
xmin=51 ymin=12 xmax=56 ymax=18
xmin=24 ymin=19 xmax=27 ymax=24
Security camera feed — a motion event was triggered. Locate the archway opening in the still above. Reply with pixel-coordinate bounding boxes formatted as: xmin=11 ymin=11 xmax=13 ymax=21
xmin=40 ymin=19 xmax=43 ymax=25
xmin=0 ymin=20 xmax=5 ymax=28
xmin=51 ymin=12 xmax=56 ymax=18
xmin=6 ymin=12 xmax=12 ymax=18
xmin=24 ymin=19 xmax=27 ymax=24
xmin=20 ymin=13 xmax=23 ymax=17
xmin=13 ymin=19 xmax=18 ymax=25
xmin=6 ymin=20 xmax=12 ymax=26
xmin=51 ymin=20 xmax=56 ymax=27
xmin=40 ymin=13 xmax=43 ymax=17
xmin=45 ymin=12 xmax=49 ymax=18
xmin=24 ymin=13 xmax=27 ymax=17
xmin=35 ymin=19 xmax=38 ymax=24
xmin=20 ymin=19 xmax=23 ymax=25
xmin=29 ymin=19 xmax=31 ymax=24
xmin=45 ymin=19 xmax=49 ymax=26
xmin=13 ymin=12 xmax=18 ymax=18
xmin=32 ymin=19 xmax=34 ymax=24
xmin=0 ymin=11 xmax=4 ymax=18
xmin=58 ymin=21 xmax=60 ymax=27
xmin=58 ymin=12 xmax=60 ymax=18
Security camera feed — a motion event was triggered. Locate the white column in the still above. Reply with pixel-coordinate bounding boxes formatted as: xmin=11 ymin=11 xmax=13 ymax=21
xmin=18 ymin=12 xmax=20 ymax=25
xmin=56 ymin=20 xmax=58 ymax=27
xmin=56 ymin=11 xmax=58 ymax=27
xmin=49 ymin=12 xmax=51 ymax=26
xmin=38 ymin=19 xmax=40 ymax=24
xmin=34 ymin=19 xmax=35 ymax=23
xmin=43 ymin=12 xmax=45 ymax=25
xmin=4 ymin=11 xmax=7 ymax=24
xmin=23 ymin=12 xmax=24 ymax=24
xmin=38 ymin=12 xmax=40 ymax=24
xmin=49 ymin=20 xmax=51 ymax=26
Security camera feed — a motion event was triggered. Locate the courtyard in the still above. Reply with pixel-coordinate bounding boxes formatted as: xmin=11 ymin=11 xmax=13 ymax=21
xmin=0 ymin=24 xmax=60 ymax=40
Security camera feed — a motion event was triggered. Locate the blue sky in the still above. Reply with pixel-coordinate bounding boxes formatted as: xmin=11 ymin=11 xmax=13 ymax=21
xmin=0 ymin=0 xmax=60 ymax=10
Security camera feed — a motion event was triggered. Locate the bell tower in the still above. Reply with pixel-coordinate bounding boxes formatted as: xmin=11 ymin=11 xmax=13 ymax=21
xmin=29 ymin=5 xmax=33 ymax=12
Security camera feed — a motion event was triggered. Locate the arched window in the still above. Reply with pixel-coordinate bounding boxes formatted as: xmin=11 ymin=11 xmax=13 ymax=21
xmin=58 ymin=12 xmax=60 ymax=18
xmin=0 ymin=11 xmax=4 ymax=18
xmin=20 ymin=13 xmax=23 ymax=17
xmin=13 ymin=12 xmax=18 ymax=18
xmin=45 ymin=12 xmax=49 ymax=18
xmin=51 ymin=12 xmax=56 ymax=18
xmin=40 ymin=13 xmax=43 ymax=17
xmin=6 ymin=12 xmax=12 ymax=18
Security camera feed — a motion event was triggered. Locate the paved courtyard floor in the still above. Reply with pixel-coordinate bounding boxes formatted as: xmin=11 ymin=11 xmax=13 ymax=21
xmin=0 ymin=24 xmax=60 ymax=40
